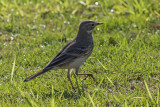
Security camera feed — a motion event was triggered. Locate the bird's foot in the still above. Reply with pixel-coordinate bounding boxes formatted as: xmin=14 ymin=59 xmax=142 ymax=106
xmin=83 ymin=74 xmax=95 ymax=81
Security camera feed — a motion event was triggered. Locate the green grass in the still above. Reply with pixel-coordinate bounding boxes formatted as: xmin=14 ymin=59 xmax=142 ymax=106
xmin=0 ymin=0 xmax=160 ymax=106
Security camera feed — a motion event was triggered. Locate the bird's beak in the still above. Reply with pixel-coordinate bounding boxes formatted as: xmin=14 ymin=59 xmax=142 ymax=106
xmin=96 ymin=22 xmax=103 ymax=25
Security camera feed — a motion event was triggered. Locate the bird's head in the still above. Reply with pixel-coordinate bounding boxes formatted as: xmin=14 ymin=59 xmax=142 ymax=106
xmin=79 ymin=20 xmax=103 ymax=34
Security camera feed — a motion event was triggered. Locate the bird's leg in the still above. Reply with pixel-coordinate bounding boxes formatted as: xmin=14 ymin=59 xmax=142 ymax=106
xmin=67 ymin=69 xmax=75 ymax=90
xmin=76 ymin=67 xmax=95 ymax=80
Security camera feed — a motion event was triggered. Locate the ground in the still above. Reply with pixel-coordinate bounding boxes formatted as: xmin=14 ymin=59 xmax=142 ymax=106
xmin=0 ymin=0 xmax=160 ymax=106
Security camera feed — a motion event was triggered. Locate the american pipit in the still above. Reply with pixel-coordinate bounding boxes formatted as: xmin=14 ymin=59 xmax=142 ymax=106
xmin=24 ymin=20 xmax=103 ymax=90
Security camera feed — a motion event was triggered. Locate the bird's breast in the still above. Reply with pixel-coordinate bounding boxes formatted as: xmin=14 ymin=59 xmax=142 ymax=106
xmin=67 ymin=56 xmax=88 ymax=68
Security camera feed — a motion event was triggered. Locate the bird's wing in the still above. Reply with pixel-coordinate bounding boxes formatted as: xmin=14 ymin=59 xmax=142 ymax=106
xmin=65 ymin=45 xmax=92 ymax=56
xmin=43 ymin=40 xmax=92 ymax=71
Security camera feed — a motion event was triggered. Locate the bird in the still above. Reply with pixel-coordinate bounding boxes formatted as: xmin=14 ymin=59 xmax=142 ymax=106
xmin=24 ymin=20 xmax=103 ymax=90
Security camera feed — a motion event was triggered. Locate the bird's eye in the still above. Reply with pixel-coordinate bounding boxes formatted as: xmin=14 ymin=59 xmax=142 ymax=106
xmin=91 ymin=23 xmax=94 ymax=26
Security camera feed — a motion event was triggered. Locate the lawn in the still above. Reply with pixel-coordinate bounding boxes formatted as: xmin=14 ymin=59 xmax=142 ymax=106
xmin=0 ymin=0 xmax=160 ymax=106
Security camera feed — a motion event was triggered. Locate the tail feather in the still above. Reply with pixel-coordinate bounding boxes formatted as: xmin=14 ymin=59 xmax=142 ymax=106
xmin=23 ymin=70 xmax=45 ymax=82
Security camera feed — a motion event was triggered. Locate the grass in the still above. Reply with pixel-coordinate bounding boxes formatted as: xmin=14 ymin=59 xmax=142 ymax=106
xmin=0 ymin=0 xmax=160 ymax=106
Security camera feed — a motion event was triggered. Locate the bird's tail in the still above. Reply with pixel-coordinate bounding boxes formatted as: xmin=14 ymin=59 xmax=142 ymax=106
xmin=23 ymin=70 xmax=45 ymax=82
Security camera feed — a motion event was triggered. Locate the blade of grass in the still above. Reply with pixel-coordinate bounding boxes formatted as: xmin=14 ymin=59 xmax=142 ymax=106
xmin=13 ymin=82 xmax=38 ymax=107
xmin=92 ymin=77 xmax=104 ymax=99
xmin=11 ymin=57 xmax=16 ymax=83
xmin=52 ymin=85 xmax=54 ymax=97
xmin=51 ymin=98 xmax=55 ymax=107
xmin=156 ymin=87 xmax=159 ymax=105
xmin=58 ymin=90 xmax=64 ymax=102
xmin=88 ymin=93 xmax=96 ymax=107
xmin=95 ymin=58 xmax=115 ymax=87
xmin=144 ymin=80 xmax=154 ymax=103
xmin=113 ymin=95 xmax=120 ymax=103
xmin=18 ymin=87 xmax=38 ymax=107
xmin=124 ymin=99 xmax=127 ymax=107
xmin=146 ymin=100 xmax=149 ymax=107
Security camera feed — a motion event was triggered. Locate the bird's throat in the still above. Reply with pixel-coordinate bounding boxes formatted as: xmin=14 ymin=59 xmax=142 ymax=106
xmin=76 ymin=30 xmax=93 ymax=41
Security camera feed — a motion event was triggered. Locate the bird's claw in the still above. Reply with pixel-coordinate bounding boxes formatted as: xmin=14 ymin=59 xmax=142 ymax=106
xmin=83 ymin=74 xmax=95 ymax=81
